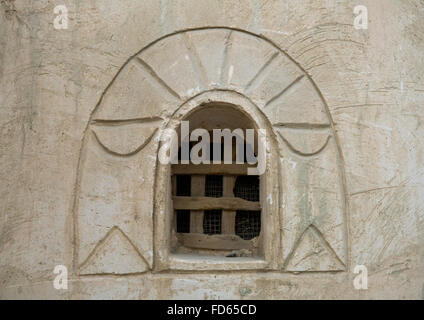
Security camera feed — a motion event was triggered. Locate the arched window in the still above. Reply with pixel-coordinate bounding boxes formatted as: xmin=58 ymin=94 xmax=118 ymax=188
xmin=171 ymin=103 xmax=262 ymax=257
xmin=154 ymin=92 xmax=280 ymax=271
xmin=76 ymin=28 xmax=347 ymax=275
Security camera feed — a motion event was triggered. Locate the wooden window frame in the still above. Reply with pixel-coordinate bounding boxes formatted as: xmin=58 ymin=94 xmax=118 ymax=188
xmin=172 ymin=164 xmax=261 ymax=253
xmin=153 ymin=91 xmax=281 ymax=272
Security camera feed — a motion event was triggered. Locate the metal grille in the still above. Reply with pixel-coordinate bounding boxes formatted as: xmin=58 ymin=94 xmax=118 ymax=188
xmin=233 ymin=175 xmax=260 ymax=201
xmin=205 ymin=175 xmax=223 ymax=197
xmin=176 ymin=210 xmax=190 ymax=233
xmin=235 ymin=210 xmax=261 ymax=240
xmin=203 ymin=210 xmax=222 ymax=235
xmin=176 ymin=175 xmax=191 ymax=196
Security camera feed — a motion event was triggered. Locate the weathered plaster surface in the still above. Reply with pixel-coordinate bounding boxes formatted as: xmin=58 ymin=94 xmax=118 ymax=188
xmin=0 ymin=0 xmax=423 ymax=299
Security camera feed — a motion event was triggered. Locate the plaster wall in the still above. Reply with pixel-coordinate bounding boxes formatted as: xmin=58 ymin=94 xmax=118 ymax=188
xmin=0 ymin=0 xmax=423 ymax=299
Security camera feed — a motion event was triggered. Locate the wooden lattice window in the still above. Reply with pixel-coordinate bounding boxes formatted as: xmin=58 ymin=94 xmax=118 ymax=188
xmin=168 ymin=103 xmax=264 ymax=258
xmin=172 ymin=159 xmax=261 ymax=256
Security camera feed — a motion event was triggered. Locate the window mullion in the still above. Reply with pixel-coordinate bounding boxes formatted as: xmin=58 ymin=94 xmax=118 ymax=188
xmin=222 ymin=176 xmax=236 ymax=235
xmin=190 ymin=175 xmax=205 ymax=233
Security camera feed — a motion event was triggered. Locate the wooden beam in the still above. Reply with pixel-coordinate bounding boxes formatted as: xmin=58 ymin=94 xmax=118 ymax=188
xmin=222 ymin=176 xmax=236 ymax=234
xmin=173 ymin=196 xmax=260 ymax=211
xmin=190 ymin=175 xmax=204 ymax=233
xmin=172 ymin=163 xmax=253 ymax=175
xmin=177 ymin=233 xmax=252 ymax=250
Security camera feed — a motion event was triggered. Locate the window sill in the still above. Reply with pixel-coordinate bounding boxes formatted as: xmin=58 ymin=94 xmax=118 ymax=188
xmin=168 ymin=253 xmax=268 ymax=271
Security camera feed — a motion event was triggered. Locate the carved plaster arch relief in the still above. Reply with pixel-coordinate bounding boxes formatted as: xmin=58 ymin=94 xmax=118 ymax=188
xmin=75 ymin=28 xmax=348 ymax=275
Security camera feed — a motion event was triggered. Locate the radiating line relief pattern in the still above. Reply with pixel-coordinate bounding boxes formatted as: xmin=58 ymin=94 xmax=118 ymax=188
xmin=74 ymin=27 xmax=348 ymax=274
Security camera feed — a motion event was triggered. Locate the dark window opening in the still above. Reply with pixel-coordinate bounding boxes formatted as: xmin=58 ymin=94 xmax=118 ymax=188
xmin=205 ymin=175 xmax=223 ymax=197
xmin=176 ymin=175 xmax=191 ymax=233
xmin=233 ymin=175 xmax=260 ymax=202
xmin=235 ymin=211 xmax=261 ymax=240
xmin=176 ymin=210 xmax=191 ymax=233
xmin=176 ymin=175 xmax=191 ymax=196
xmin=203 ymin=210 xmax=222 ymax=235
